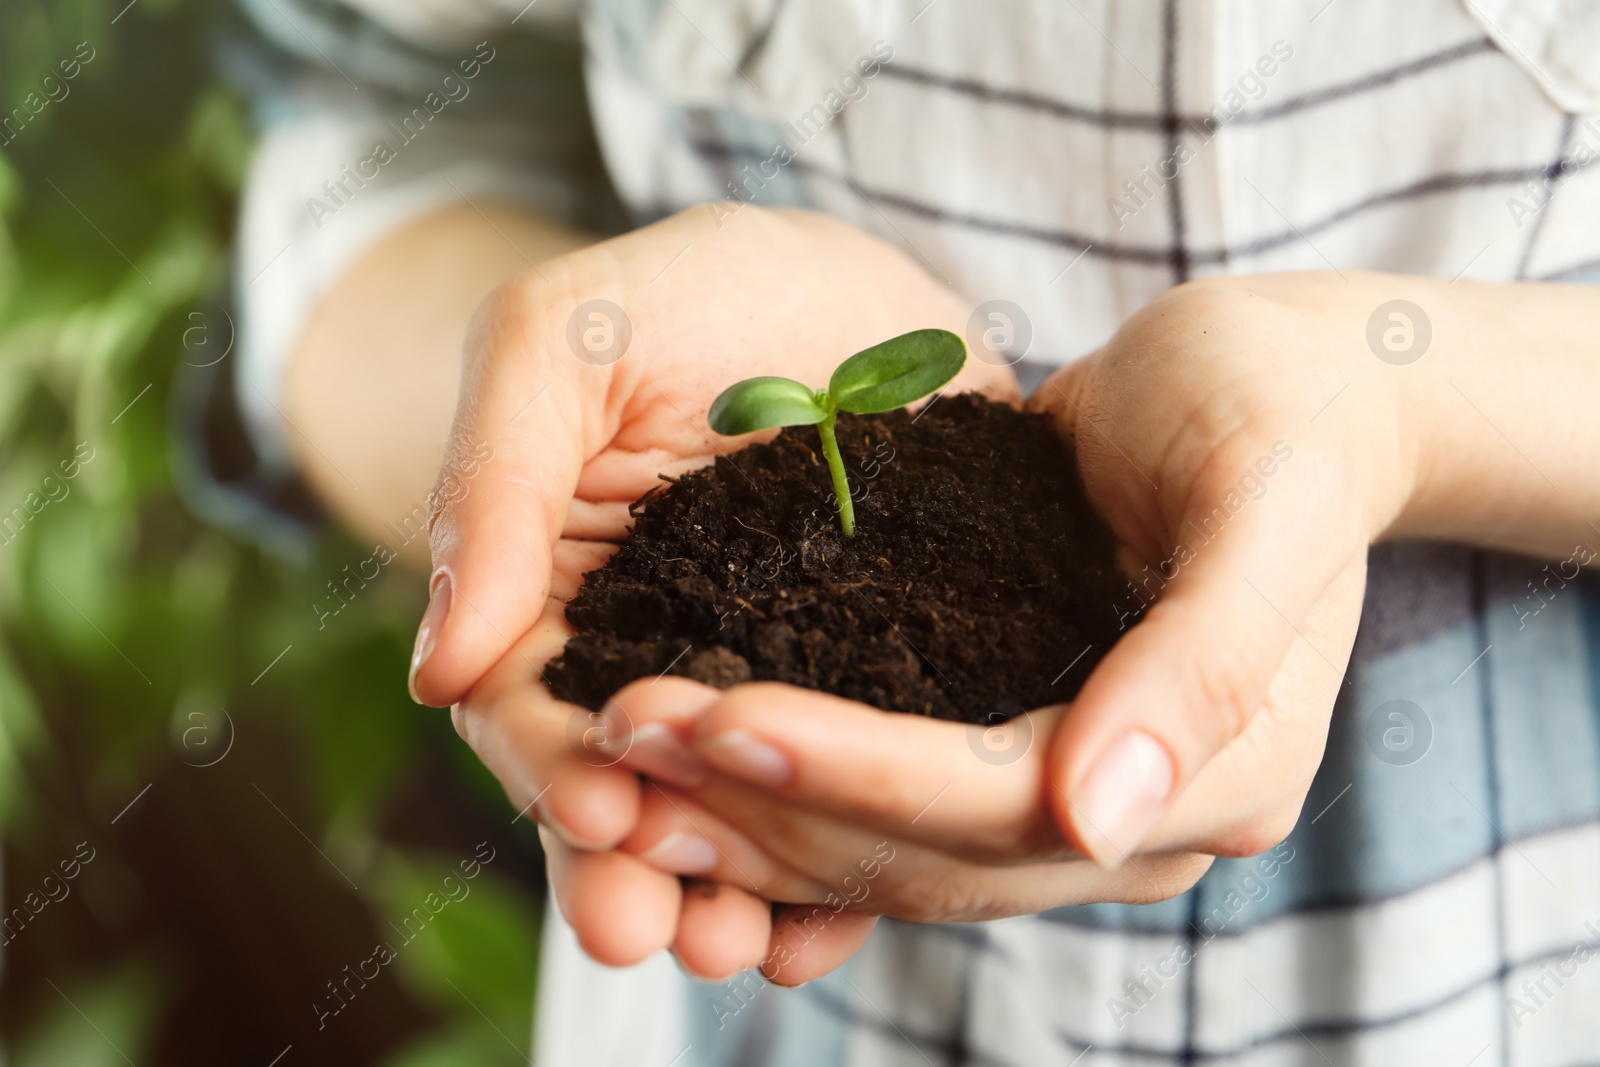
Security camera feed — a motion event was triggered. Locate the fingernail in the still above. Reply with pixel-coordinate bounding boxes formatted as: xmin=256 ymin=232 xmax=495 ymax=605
xmin=628 ymin=722 xmax=709 ymax=787
xmin=640 ymin=831 xmax=720 ymax=874
xmin=1074 ymin=731 xmax=1174 ymax=869
xmin=699 ymin=729 xmax=792 ymax=787
xmin=408 ymin=571 xmax=451 ymax=704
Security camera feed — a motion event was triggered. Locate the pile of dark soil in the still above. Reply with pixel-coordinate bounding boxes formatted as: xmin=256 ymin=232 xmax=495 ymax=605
xmin=544 ymin=393 xmax=1125 ymax=724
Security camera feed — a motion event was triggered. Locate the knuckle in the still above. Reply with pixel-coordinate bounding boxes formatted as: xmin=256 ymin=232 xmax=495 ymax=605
xmin=1165 ymin=273 xmax=1259 ymax=304
xmin=426 ymin=428 xmax=500 ymax=535
xmin=700 ymin=683 xmax=784 ymax=734
xmin=966 ymin=818 xmax=1071 ymax=867
xmin=1154 ymin=274 xmax=1290 ymax=329
xmin=466 ymin=273 xmax=545 ymax=366
xmin=1111 ymin=854 xmax=1214 ymax=904
xmin=1164 ymin=383 xmax=1297 ymax=498
xmin=667 ymin=199 xmax=776 ymax=244
xmin=886 ymin=875 xmax=995 ymax=923
xmin=1205 ymin=807 xmax=1301 ymax=860
xmin=1154 ymin=603 xmax=1261 ymax=743
xmin=1113 ymin=283 xmax=1310 ymax=409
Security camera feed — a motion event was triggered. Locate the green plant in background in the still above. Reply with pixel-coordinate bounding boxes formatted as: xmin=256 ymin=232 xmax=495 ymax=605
xmin=707 ymin=327 xmax=966 ymax=535
xmin=0 ymin=2 xmax=544 ymax=1064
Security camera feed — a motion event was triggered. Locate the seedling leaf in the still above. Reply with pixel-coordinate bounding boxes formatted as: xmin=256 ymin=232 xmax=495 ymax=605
xmin=829 ymin=328 xmax=966 ymax=414
xmin=708 ymin=377 xmax=830 ymax=435
xmin=708 ymin=327 xmax=965 ymax=537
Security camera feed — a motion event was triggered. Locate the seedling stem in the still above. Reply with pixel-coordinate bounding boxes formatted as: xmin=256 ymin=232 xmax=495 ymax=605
xmin=814 ymin=412 xmax=855 ymax=536
xmin=707 ymin=328 xmax=966 ymax=537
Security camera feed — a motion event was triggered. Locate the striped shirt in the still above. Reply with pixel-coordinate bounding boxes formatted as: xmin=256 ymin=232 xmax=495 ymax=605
xmin=231 ymin=0 xmax=1600 ymax=1062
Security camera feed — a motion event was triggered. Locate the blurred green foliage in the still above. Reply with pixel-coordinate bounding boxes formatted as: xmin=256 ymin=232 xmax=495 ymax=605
xmin=0 ymin=1 xmax=544 ymax=1062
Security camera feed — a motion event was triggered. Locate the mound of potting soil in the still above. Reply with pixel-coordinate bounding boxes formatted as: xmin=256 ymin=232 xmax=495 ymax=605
xmin=544 ymin=393 xmax=1125 ymax=724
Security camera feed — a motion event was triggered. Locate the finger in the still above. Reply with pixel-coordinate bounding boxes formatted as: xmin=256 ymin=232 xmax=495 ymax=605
xmin=541 ymin=826 xmax=682 ymax=967
xmin=1049 ymin=443 xmax=1361 ymax=867
xmin=684 ymin=683 xmax=1064 ymax=861
xmin=687 ymin=770 xmax=1056 ymax=886
xmin=622 ymin=783 xmax=836 ymax=903
xmin=637 ymin=778 xmax=972 ymax=908
xmin=654 ymin=777 xmax=1216 ymax=922
xmin=686 ymin=773 xmax=1214 ymax=916
xmin=548 ymin=539 xmax=616 ymax=601
xmin=672 ymin=882 xmax=773 ymax=981
xmin=561 ymin=500 xmax=633 ymax=542
xmin=605 ymin=676 xmax=724 ymax=789
xmin=455 ymin=611 xmax=641 ymax=848
xmin=1152 ymin=556 xmax=1366 ymax=855
xmin=762 ymin=907 xmax=878 ymax=987
xmin=575 ymin=448 xmax=711 ymax=500
xmin=410 ymin=272 xmax=598 ymax=707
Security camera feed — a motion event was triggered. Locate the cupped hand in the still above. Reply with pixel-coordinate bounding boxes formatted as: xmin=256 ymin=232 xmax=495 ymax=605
xmin=601 ymin=273 xmax=1422 ymax=970
xmin=413 ymin=204 xmax=1015 ymax=707
xmin=1036 ymin=272 xmax=1412 ymax=863
xmin=604 ymin=678 xmax=1216 ymax=920
xmin=427 ymin=203 xmax=1017 ymax=978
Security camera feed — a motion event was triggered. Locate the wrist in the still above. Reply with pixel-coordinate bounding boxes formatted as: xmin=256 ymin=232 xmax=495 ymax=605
xmin=1382 ymin=277 xmax=1600 ymax=558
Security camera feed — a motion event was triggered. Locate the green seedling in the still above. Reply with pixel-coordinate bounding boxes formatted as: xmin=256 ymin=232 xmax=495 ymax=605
xmin=707 ymin=328 xmax=966 ymax=536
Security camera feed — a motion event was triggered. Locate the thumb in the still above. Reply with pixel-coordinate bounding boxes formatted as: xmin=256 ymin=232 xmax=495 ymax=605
xmin=409 ymin=290 xmax=596 ymax=707
xmin=1047 ymin=442 xmax=1356 ymax=867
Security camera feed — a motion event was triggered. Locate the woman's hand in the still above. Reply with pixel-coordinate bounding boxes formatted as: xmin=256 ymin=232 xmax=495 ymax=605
xmin=428 ymin=204 xmax=1017 ymax=978
xmin=603 ymin=678 xmax=1217 ymax=920
xmin=1038 ymin=269 xmax=1600 ymax=863
xmin=605 ymin=269 xmax=1600 ymax=972
xmin=600 ymin=272 xmax=1438 ymax=948
xmin=1035 ymin=273 xmax=1413 ymax=864
xmin=412 ymin=204 xmax=1015 ymax=707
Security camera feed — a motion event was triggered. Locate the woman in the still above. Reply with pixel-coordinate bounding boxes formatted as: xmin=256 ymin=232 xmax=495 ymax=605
xmin=234 ymin=0 xmax=1600 ymax=1061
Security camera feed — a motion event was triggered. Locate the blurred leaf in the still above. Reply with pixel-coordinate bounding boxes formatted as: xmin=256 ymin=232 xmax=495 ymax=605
xmin=0 ymin=0 xmax=548 ymax=1060
xmin=12 ymin=968 xmax=160 ymax=1067
xmin=186 ymin=88 xmax=254 ymax=192
xmin=377 ymin=850 xmax=540 ymax=1059
xmin=0 ymin=641 xmax=43 ymax=822
xmin=380 ymin=1022 xmax=527 ymax=1067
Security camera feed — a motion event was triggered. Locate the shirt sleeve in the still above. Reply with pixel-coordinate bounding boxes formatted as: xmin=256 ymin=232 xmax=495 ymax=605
xmin=229 ymin=0 xmax=616 ymax=466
